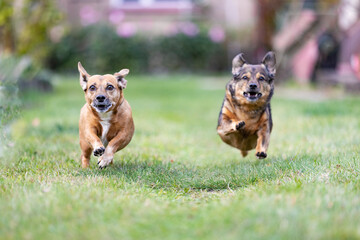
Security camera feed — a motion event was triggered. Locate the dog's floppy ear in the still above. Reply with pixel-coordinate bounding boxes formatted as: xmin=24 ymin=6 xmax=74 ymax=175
xmin=262 ymin=51 xmax=276 ymax=78
xmin=78 ymin=62 xmax=90 ymax=91
xmin=114 ymin=69 xmax=129 ymax=90
xmin=232 ymin=53 xmax=247 ymax=75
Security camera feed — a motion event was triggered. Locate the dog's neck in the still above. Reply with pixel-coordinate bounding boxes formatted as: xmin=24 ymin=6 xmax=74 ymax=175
xmin=115 ymin=95 xmax=125 ymax=110
xmin=98 ymin=111 xmax=113 ymax=122
xmin=240 ymin=106 xmax=266 ymax=118
xmin=228 ymin=98 xmax=266 ymax=120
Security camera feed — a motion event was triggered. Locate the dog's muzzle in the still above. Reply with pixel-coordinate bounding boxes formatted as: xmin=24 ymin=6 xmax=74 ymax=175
xmin=92 ymin=95 xmax=112 ymax=112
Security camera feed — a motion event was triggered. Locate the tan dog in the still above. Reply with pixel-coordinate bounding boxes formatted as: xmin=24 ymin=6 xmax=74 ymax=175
xmin=78 ymin=62 xmax=134 ymax=169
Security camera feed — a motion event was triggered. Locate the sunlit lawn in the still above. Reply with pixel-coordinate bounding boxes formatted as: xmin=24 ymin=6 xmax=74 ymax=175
xmin=1 ymin=74 xmax=360 ymax=239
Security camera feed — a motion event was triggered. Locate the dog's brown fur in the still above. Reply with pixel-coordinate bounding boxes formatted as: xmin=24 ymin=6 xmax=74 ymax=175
xmin=78 ymin=62 xmax=134 ymax=168
xmin=217 ymin=52 xmax=276 ymax=159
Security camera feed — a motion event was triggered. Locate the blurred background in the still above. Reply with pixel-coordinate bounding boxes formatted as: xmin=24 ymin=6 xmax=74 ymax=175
xmin=2 ymin=0 xmax=360 ymax=83
xmin=1 ymin=0 xmax=360 ymax=126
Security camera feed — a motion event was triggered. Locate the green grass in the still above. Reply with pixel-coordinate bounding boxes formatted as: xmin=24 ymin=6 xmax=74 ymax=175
xmin=1 ymin=74 xmax=360 ymax=239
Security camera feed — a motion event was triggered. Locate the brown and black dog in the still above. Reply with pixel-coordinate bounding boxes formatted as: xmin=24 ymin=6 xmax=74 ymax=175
xmin=78 ymin=62 xmax=134 ymax=169
xmin=217 ymin=52 xmax=276 ymax=159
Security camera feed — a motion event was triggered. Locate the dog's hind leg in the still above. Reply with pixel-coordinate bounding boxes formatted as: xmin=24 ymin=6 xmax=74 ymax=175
xmin=80 ymin=141 xmax=92 ymax=168
xmin=81 ymin=151 xmax=91 ymax=168
xmin=255 ymin=118 xmax=271 ymax=159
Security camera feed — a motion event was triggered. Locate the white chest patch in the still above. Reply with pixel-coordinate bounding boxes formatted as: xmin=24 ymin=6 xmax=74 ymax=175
xmin=99 ymin=112 xmax=112 ymax=147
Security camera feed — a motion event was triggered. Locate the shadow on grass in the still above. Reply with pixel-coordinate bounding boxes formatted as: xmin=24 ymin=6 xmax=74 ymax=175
xmin=75 ymin=154 xmax=314 ymax=191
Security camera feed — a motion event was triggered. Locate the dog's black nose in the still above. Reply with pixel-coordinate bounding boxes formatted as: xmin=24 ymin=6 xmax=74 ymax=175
xmin=249 ymin=83 xmax=258 ymax=89
xmin=96 ymin=95 xmax=106 ymax=102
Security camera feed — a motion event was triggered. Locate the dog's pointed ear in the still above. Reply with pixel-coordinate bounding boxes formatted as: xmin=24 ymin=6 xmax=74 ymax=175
xmin=78 ymin=62 xmax=90 ymax=91
xmin=232 ymin=53 xmax=247 ymax=75
xmin=114 ymin=69 xmax=129 ymax=90
xmin=262 ymin=51 xmax=276 ymax=78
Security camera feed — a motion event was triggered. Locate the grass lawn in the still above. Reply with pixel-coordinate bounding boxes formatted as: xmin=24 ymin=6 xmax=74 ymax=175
xmin=1 ymin=74 xmax=360 ymax=239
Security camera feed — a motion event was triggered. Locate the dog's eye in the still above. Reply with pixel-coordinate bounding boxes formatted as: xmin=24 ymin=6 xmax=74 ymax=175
xmin=242 ymin=76 xmax=249 ymax=80
xmin=89 ymin=85 xmax=96 ymax=91
xmin=258 ymin=76 xmax=265 ymax=81
xmin=106 ymin=85 xmax=114 ymax=91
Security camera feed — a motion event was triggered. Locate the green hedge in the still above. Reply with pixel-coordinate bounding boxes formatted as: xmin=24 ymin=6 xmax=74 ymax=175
xmin=47 ymin=24 xmax=228 ymax=74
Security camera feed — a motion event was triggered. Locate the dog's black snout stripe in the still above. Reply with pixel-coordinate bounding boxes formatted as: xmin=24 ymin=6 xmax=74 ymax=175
xmin=96 ymin=95 xmax=106 ymax=102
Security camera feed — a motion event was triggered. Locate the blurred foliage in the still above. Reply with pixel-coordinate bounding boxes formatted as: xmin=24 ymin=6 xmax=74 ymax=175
xmin=0 ymin=56 xmax=52 ymax=120
xmin=47 ymin=25 xmax=150 ymax=73
xmin=0 ymin=56 xmax=52 ymax=157
xmin=0 ymin=0 xmax=15 ymax=53
xmin=0 ymin=1 xmax=13 ymax=25
xmin=0 ymin=56 xmax=52 ymax=126
xmin=0 ymin=0 xmax=58 ymax=130
xmin=154 ymin=33 xmax=227 ymax=72
xmin=47 ymin=24 xmax=228 ymax=73
xmin=16 ymin=0 xmax=62 ymax=62
xmin=0 ymin=56 xmax=23 ymax=154
xmin=0 ymin=0 xmax=62 ymax=63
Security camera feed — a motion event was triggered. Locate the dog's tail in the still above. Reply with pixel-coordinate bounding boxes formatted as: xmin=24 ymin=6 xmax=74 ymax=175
xmin=241 ymin=150 xmax=248 ymax=157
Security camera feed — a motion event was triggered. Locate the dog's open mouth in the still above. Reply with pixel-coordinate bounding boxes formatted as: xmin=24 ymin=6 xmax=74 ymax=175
xmin=93 ymin=103 xmax=112 ymax=112
xmin=243 ymin=91 xmax=262 ymax=101
xmin=97 ymin=104 xmax=108 ymax=110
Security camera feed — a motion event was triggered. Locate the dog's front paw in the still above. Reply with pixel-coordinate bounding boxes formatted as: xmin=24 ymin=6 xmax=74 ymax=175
xmin=236 ymin=121 xmax=245 ymax=130
xmin=256 ymin=152 xmax=267 ymax=159
xmin=97 ymin=155 xmax=113 ymax=169
xmin=93 ymin=147 xmax=105 ymax=157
